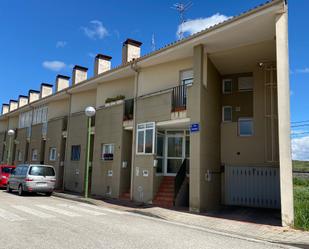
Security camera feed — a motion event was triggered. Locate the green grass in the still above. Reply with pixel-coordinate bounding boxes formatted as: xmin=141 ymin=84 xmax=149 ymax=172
xmin=293 ymin=160 xmax=309 ymax=172
xmin=294 ymin=177 xmax=309 ymax=231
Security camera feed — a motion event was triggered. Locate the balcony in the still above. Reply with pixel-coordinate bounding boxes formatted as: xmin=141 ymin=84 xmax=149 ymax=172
xmin=123 ymin=98 xmax=134 ymax=121
xmin=171 ymin=84 xmax=187 ymax=112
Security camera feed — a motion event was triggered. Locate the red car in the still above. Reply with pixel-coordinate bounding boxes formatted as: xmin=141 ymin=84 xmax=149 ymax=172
xmin=0 ymin=165 xmax=16 ymax=188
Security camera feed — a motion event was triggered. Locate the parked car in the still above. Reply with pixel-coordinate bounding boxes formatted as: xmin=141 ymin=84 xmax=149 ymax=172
xmin=0 ymin=165 xmax=16 ymax=188
xmin=7 ymin=164 xmax=56 ymax=196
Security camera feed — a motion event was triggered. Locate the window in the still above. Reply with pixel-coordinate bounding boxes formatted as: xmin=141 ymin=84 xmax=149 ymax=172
xmin=29 ymin=166 xmax=55 ymax=176
xmin=156 ymin=132 xmax=164 ymax=174
xmin=180 ymin=69 xmax=193 ymax=86
xmin=71 ymin=145 xmax=81 ymax=161
xmin=31 ymin=149 xmax=38 ymax=161
xmin=238 ymin=76 xmax=253 ymax=91
xmin=223 ymin=79 xmax=232 ymax=94
xmin=136 ymin=122 xmax=155 ymax=154
xmin=238 ymin=118 xmax=253 ymax=136
xmin=49 ymin=147 xmax=57 ymax=161
xmin=222 ymin=106 xmax=232 ymax=122
xmin=101 ymin=144 xmax=114 ymax=161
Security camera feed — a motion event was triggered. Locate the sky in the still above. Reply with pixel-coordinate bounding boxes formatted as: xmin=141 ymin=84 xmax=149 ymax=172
xmin=0 ymin=0 xmax=308 ymax=160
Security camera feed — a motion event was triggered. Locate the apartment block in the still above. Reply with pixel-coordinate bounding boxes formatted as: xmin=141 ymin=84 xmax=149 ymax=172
xmin=0 ymin=0 xmax=294 ymax=227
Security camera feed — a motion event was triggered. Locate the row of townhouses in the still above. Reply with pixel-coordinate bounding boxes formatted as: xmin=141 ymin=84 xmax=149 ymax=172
xmin=0 ymin=0 xmax=294 ymax=226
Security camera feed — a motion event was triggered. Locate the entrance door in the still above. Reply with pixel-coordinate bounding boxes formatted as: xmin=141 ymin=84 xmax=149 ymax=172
xmin=164 ymin=131 xmax=189 ymax=176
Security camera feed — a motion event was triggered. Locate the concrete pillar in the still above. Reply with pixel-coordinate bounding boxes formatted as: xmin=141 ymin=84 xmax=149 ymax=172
xmin=188 ymin=45 xmax=204 ymax=212
xmin=276 ymin=7 xmax=294 ymax=227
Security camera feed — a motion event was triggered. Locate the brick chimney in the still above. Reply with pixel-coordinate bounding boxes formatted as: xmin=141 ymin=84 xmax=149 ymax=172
xmin=9 ymin=100 xmax=18 ymax=111
xmin=56 ymin=75 xmax=70 ymax=92
xmin=18 ymin=95 xmax=28 ymax=107
xmin=40 ymin=83 xmax=53 ymax=98
xmin=72 ymin=65 xmax=88 ymax=85
xmin=1 ymin=104 xmax=9 ymax=115
xmin=122 ymin=39 xmax=142 ymax=64
xmin=94 ymin=54 xmax=112 ymax=76
xmin=28 ymin=90 xmax=40 ymax=103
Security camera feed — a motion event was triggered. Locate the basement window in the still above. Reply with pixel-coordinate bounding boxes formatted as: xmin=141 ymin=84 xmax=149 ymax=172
xmin=101 ymin=144 xmax=114 ymax=161
xmin=71 ymin=145 xmax=81 ymax=161
xmin=136 ymin=122 xmax=155 ymax=155
xmin=223 ymin=79 xmax=232 ymax=94
xmin=222 ymin=106 xmax=232 ymax=122
xmin=238 ymin=118 xmax=253 ymax=136
xmin=49 ymin=147 xmax=57 ymax=161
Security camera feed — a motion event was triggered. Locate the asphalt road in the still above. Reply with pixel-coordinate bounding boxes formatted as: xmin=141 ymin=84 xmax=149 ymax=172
xmin=0 ymin=190 xmax=295 ymax=249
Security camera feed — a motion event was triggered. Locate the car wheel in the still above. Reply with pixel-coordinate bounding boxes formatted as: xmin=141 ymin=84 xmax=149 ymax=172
xmin=6 ymin=183 xmax=12 ymax=193
xmin=46 ymin=192 xmax=53 ymax=197
xmin=18 ymin=185 xmax=24 ymax=196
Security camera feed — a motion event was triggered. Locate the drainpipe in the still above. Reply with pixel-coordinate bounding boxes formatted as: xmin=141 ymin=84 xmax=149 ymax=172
xmin=62 ymin=90 xmax=72 ymax=191
xmin=129 ymin=61 xmax=140 ymax=201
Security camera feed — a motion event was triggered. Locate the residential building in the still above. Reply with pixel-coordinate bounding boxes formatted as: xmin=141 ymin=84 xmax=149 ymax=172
xmin=0 ymin=0 xmax=294 ymax=226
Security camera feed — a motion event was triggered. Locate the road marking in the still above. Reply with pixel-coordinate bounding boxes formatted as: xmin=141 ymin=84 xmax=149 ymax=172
xmin=36 ymin=205 xmax=81 ymax=217
xmin=0 ymin=207 xmax=26 ymax=221
xmin=11 ymin=205 xmax=55 ymax=219
xmin=78 ymin=203 xmax=125 ymax=214
xmin=57 ymin=204 xmax=106 ymax=216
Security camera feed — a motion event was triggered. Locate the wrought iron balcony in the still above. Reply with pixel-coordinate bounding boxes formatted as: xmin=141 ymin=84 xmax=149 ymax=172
xmin=171 ymin=84 xmax=187 ymax=112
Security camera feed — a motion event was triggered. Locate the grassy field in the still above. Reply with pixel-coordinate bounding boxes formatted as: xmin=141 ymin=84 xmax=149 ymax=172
xmin=293 ymin=160 xmax=309 ymax=172
xmin=294 ymin=176 xmax=309 ymax=230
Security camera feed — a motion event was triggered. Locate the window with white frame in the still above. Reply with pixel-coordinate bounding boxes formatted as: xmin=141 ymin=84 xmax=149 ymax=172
xmin=31 ymin=149 xmax=38 ymax=161
xmin=101 ymin=144 xmax=115 ymax=161
xmin=222 ymin=106 xmax=232 ymax=122
xmin=222 ymin=79 xmax=232 ymax=94
xmin=238 ymin=118 xmax=253 ymax=136
xmin=49 ymin=147 xmax=57 ymax=161
xmin=136 ymin=122 xmax=155 ymax=154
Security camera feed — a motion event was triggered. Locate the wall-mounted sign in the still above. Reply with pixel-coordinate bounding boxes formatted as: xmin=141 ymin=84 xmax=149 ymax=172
xmin=190 ymin=123 xmax=200 ymax=133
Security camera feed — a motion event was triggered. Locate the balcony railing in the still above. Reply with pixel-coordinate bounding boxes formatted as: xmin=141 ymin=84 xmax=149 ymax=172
xmin=171 ymin=84 xmax=187 ymax=112
xmin=123 ymin=99 xmax=134 ymax=121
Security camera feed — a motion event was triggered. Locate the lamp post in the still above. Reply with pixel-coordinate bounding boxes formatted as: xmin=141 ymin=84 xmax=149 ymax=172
xmin=84 ymin=106 xmax=96 ymax=198
xmin=7 ymin=129 xmax=15 ymax=165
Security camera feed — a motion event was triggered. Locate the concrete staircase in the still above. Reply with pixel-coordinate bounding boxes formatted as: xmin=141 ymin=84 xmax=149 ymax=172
xmin=153 ymin=176 xmax=175 ymax=208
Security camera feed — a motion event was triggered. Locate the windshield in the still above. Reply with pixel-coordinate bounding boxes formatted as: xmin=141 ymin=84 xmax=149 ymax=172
xmin=29 ymin=166 xmax=55 ymax=176
xmin=1 ymin=167 xmax=14 ymax=174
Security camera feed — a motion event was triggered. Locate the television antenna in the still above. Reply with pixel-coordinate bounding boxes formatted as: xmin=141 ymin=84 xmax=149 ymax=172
xmin=171 ymin=1 xmax=193 ymax=39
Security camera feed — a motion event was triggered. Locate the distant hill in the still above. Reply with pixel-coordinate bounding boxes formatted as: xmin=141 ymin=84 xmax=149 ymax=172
xmin=293 ymin=160 xmax=309 ymax=172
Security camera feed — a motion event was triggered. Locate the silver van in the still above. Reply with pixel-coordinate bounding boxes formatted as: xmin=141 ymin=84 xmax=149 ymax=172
xmin=7 ymin=164 xmax=56 ymax=196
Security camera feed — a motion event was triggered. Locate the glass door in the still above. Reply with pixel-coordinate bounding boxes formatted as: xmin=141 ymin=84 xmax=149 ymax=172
xmin=164 ymin=130 xmax=189 ymax=176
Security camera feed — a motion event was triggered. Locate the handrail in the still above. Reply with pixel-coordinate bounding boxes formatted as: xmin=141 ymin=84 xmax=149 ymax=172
xmin=171 ymin=84 xmax=187 ymax=112
xmin=174 ymin=158 xmax=187 ymax=205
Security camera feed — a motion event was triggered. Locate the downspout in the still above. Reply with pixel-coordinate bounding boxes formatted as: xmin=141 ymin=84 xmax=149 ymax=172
xmin=62 ymin=90 xmax=72 ymax=191
xmin=129 ymin=61 xmax=140 ymax=200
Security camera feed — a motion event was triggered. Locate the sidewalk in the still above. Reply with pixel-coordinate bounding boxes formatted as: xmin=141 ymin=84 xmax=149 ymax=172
xmin=53 ymin=192 xmax=309 ymax=248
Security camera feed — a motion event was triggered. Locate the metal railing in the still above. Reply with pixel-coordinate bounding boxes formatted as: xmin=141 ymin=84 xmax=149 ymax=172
xmin=174 ymin=159 xmax=188 ymax=205
xmin=123 ymin=98 xmax=134 ymax=121
xmin=171 ymin=84 xmax=187 ymax=112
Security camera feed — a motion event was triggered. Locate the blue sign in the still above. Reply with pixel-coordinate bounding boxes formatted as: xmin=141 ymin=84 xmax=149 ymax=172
xmin=190 ymin=123 xmax=200 ymax=133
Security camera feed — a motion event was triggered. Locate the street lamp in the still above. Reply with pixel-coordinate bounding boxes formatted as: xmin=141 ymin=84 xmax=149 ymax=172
xmin=7 ymin=129 xmax=15 ymax=165
xmin=84 ymin=106 xmax=96 ymax=198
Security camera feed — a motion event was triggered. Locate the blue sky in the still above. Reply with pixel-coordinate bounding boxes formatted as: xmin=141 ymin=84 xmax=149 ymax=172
xmin=0 ymin=0 xmax=308 ymax=159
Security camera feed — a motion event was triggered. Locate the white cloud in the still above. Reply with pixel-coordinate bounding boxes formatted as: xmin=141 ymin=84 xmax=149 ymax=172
xmin=292 ymin=136 xmax=309 ymax=161
xmin=177 ymin=13 xmax=231 ymax=39
xmin=82 ymin=20 xmax=108 ymax=40
xmin=296 ymin=68 xmax=309 ymax=74
xmin=42 ymin=60 xmax=66 ymax=71
xmin=56 ymin=41 xmax=67 ymax=48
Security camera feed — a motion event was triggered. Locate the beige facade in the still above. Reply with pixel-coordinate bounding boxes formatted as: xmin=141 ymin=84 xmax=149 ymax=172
xmin=0 ymin=0 xmax=294 ymax=226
